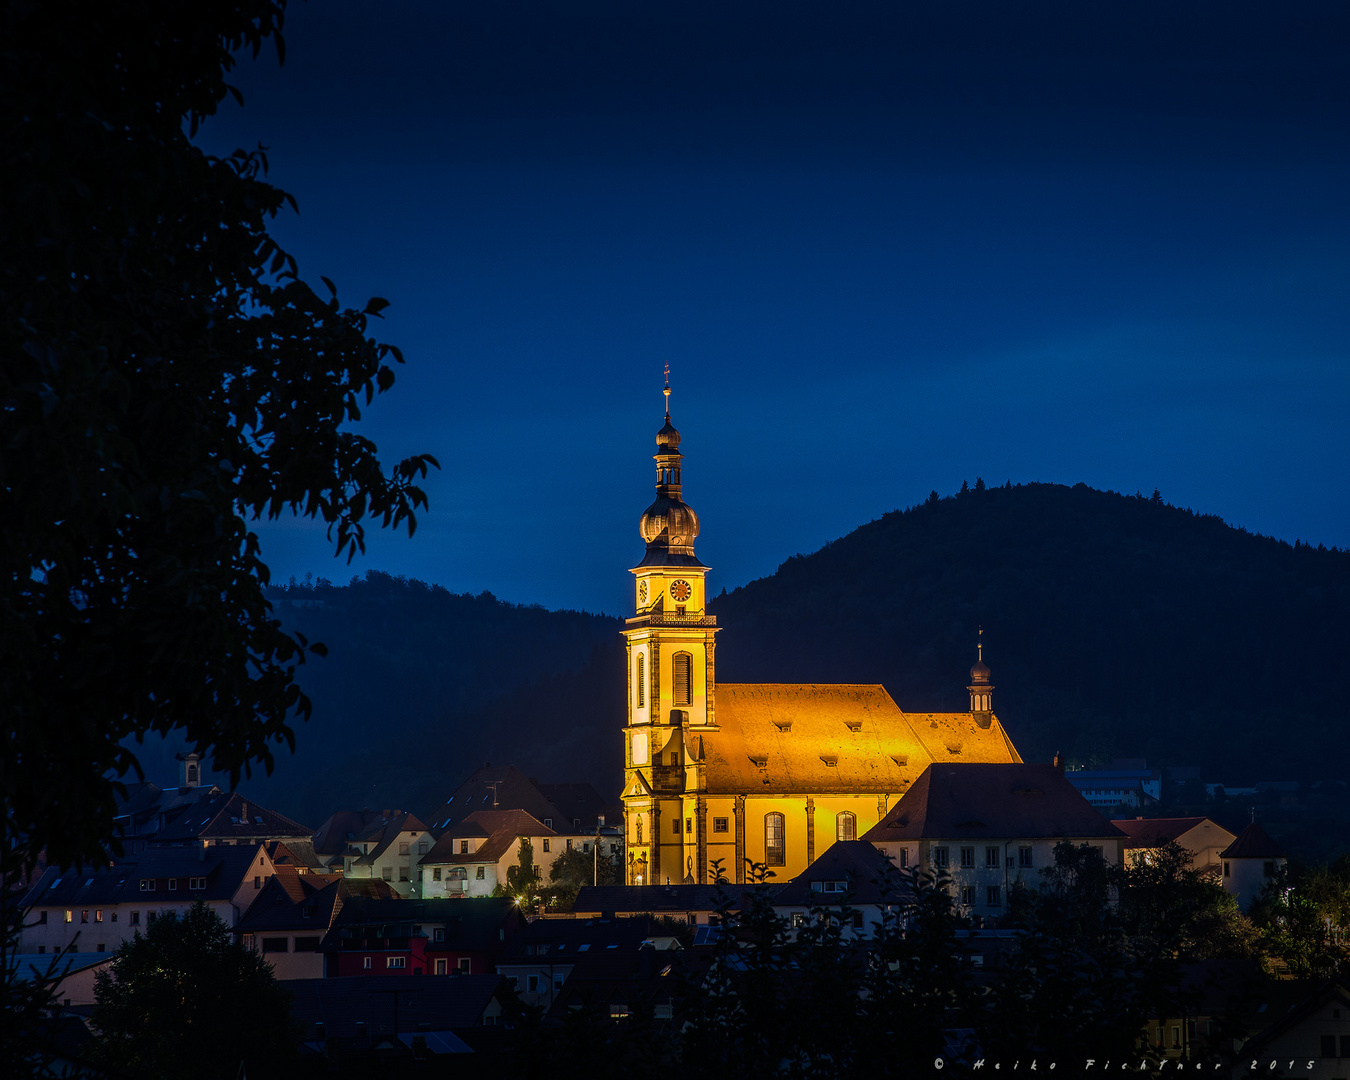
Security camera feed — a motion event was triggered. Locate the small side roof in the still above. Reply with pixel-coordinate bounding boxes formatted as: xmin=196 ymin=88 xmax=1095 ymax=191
xmin=1220 ymin=822 xmax=1286 ymax=860
xmin=863 ymin=764 xmax=1126 ymax=842
xmin=1111 ymin=817 xmax=1230 ymax=847
xmin=774 ymin=840 xmax=909 ymax=907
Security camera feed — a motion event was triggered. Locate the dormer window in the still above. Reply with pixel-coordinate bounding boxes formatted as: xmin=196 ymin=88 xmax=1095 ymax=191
xmin=845 ymin=722 xmax=862 ymax=733
xmin=820 ymin=756 xmax=838 ymax=767
xmin=773 ymin=722 xmax=791 ymax=733
xmin=749 ymin=756 xmax=767 ymax=769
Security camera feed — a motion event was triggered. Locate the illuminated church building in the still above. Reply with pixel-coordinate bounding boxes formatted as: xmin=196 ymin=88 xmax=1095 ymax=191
xmin=621 ymin=385 xmax=1023 ymax=886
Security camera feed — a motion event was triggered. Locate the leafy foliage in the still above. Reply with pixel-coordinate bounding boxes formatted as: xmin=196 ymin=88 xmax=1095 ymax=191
xmin=0 ymin=0 xmax=436 ymax=873
xmin=92 ymin=900 xmax=296 ymax=1080
xmin=1249 ymin=858 xmax=1350 ymax=978
xmin=507 ymin=836 xmax=541 ymax=904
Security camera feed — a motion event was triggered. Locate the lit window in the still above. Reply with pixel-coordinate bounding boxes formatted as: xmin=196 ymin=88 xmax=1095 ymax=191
xmin=476 ymin=867 xmax=485 ymax=880
xmin=673 ymin=653 xmax=693 ymax=707
xmin=543 ymin=839 xmax=550 ymax=853
xmin=837 ymin=813 xmax=856 ymax=842
xmin=363 ymin=957 xmax=372 ymax=969
xmin=460 ymin=840 xmax=469 ymax=854
xmin=94 ymin=910 xmax=102 ymax=923
xmin=765 ymin=813 xmax=786 ymax=867
xmin=636 ymin=654 xmax=645 ymax=708
xmin=64 ymin=910 xmax=72 ymax=924
xmin=433 ymin=868 xmax=442 ymax=881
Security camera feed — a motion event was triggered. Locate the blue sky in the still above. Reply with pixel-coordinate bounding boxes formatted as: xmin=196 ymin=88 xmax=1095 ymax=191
xmin=197 ymin=0 xmax=1350 ymax=615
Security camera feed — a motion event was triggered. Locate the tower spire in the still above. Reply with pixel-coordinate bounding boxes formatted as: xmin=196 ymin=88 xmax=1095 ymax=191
xmin=968 ymin=629 xmax=993 ymax=724
xmin=663 ymin=364 xmax=671 ymax=417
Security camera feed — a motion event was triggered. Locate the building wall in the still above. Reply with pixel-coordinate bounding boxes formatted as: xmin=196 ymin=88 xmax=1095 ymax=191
xmin=21 ymin=899 xmax=239 ymax=955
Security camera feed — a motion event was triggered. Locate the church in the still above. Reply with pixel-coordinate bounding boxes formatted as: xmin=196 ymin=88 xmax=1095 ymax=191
xmin=620 ymin=384 xmax=1023 ymax=886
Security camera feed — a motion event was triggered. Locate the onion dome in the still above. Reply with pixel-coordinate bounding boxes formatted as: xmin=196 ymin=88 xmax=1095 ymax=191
xmin=970 ymin=657 xmax=991 ymax=684
xmin=656 ymin=416 xmax=681 ymax=451
xmin=640 ymin=495 xmax=700 ymax=551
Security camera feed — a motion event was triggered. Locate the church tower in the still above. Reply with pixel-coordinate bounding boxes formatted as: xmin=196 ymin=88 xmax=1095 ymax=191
xmin=968 ymin=630 xmax=994 ymax=727
xmin=621 ymin=376 xmax=718 ymax=885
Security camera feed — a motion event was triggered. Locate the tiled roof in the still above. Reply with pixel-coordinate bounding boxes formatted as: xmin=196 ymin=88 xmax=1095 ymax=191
xmin=22 ymin=844 xmax=268 ymax=908
xmin=773 ymin=841 xmax=910 ymax=907
xmin=320 ymin=897 xmax=520 ymax=952
xmin=862 ymin=764 xmax=1126 ymax=842
xmin=347 ymin=812 xmax=430 ymax=866
xmin=1220 ymin=822 xmax=1286 ymax=860
xmin=697 ymin=684 xmax=1020 ymax=794
xmin=151 ymin=792 xmax=311 ymax=843
xmin=423 ymin=765 xmax=570 ymax=836
xmin=234 ymin=871 xmax=344 ymax=934
xmin=497 ymin=914 xmax=669 ymax=961
xmin=285 ymin=974 xmax=506 ymax=1036
xmin=420 ymin=811 xmax=556 ymax=866
xmin=535 ymin=783 xmax=613 ymax=830
xmin=312 ymin=809 xmax=410 ymax=856
xmin=267 ymin=839 xmax=326 ymax=871
xmin=1111 ymin=817 xmax=1232 ymax=848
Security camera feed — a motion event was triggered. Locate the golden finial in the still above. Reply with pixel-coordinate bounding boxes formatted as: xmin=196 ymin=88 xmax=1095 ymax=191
xmin=978 ymin=625 xmax=983 ymax=664
xmin=663 ymin=363 xmax=671 ymax=417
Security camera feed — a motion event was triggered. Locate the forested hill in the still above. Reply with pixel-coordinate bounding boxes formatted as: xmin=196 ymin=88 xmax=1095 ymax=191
xmin=710 ymin=482 xmax=1350 ymax=781
xmin=225 ymin=572 xmax=625 ymax=828
xmin=216 ymin=485 xmax=1350 ymax=829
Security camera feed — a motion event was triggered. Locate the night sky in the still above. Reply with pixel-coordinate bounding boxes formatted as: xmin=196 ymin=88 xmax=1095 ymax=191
xmin=196 ymin=1 xmax=1350 ymax=616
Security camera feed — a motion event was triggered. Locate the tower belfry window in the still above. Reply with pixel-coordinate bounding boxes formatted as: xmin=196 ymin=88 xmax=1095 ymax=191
xmin=673 ymin=653 xmax=692 ymax=707
xmin=636 ymin=654 xmax=645 ymax=708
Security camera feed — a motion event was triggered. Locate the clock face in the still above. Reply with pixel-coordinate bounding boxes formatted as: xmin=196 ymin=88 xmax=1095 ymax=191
xmin=670 ymin=580 xmax=691 ymax=602
xmin=637 ymin=580 xmax=648 ymax=605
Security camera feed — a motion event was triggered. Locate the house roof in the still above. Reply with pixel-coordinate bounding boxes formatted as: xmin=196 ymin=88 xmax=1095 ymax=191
xmin=284 ymin=974 xmax=506 ymax=1037
xmin=1111 ymin=817 xmax=1234 ymax=848
xmin=234 ymin=871 xmax=345 ymax=934
xmin=22 ymin=844 xmax=268 ymax=908
xmin=347 ymin=812 xmax=430 ymax=867
xmin=423 ymin=765 xmax=572 ymax=836
xmin=534 ymin=783 xmax=615 ymax=830
xmin=150 ymin=791 xmax=312 ymax=844
xmin=696 ymin=684 xmax=1021 ymax=795
xmin=497 ymin=914 xmax=671 ymax=961
xmin=1221 ymin=822 xmax=1286 ymax=860
xmin=312 ymin=809 xmax=412 ymax=856
xmin=420 ymin=810 xmax=556 ymax=867
xmin=321 ymin=896 xmax=520 ymax=952
xmin=1236 ymin=978 xmax=1350 ymax=1061
xmin=267 ymin=838 xmax=327 ymax=871
xmin=862 ymin=764 xmax=1126 ymax=843
xmin=773 ymin=840 xmax=911 ymax=907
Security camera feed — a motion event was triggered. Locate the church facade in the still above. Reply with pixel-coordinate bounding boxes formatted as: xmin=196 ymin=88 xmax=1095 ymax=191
xmin=621 ymin=386 xmax=1023 ymax=886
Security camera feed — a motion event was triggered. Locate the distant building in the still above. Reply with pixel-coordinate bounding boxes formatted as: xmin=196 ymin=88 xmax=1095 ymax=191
xmin=1112 ymin=816 xmax=1237 ymax=875
xmin=1063 ymin=758 xmax=1161 ymax=810
xmin=418 ymin=809 xmax=560 ymax=899
xmin=1220 ymin=821 xmax=1287 ymax=911
xmin=772 ymin=839 xmax=906 ymax=938
xmin=20 ymin=843 xmax=277 ymax=955
xmin=619 ymin=384 xmax=1023 ymax=886
xmin=318 ymin=897 xmax=521 ymax=978
xmin=862 ymin=762 xmax=1126 ymax=919
xmin=338 ymin=811 xmax=432 ymax=898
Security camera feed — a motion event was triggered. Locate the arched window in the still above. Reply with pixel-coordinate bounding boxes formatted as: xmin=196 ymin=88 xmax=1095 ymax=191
xmin=636 ymin=654 xmax=645 ymax=708
xmin=836 ymin=812 xmax=856 ymax=842
xmin=765 ymin=812 xmax=786 ymax=867
xmin=673 ymin=652 xmax=693 ymax=707
xmin=186 ymin=764 xmax=198 ymax=785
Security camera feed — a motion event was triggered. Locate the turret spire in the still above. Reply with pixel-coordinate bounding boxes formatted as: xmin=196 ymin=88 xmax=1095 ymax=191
xmin=664 ymin=363 xmax=671 ymax=418
xmin=968 ymin=629 xmax=994 ymax=723
xmin=637 ymin=372 xmax=703 ymax=566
